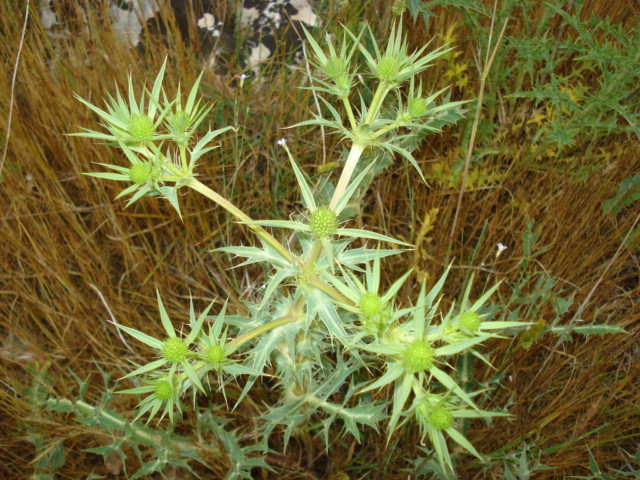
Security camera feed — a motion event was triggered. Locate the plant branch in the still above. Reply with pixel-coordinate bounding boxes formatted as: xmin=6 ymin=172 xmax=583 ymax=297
xmin=329 ymin=142 xmax=366 ymax=210
xmin=187 ymin=178 xmax=294 ymax=263
xmin=228 ymin=301 xmax=304 ymax=351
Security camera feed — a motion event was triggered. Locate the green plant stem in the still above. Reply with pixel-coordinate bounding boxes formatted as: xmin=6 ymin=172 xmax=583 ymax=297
xmin=46 ymin=397 xmax=213 ymax=453
xmin=342 ymin=95 xmax=357 ymax=131
xmin=328 ymin=81 xmax=392 ymax=210
xmin=308 ymin=276 xmax=352 ymax=305
xmin=187 ymin=178 xmax=294 ymax=263
xmin=371 ymin=120 xmax=401 ymax=139
xmin=190 ymin=179 xmax=352 ymax=324
xmin=412 ymin=379 xmax=426 ymax=397
xmin=364 ymin=81 xmax=391 ymax=125
xmin=228 ymin=303 xmax=305 ymax=351
xmin=329 ymin=142 xmax=365 ymax=210
xmin=302 ymin=392 xmax=344 ymax=414
xmin=145 ymin=142 xmax=188 ymax=179
xmin=179 ymin=143 xmax=188 ymax=171
xmin=303 ymin=240 xmax=323 ymax=271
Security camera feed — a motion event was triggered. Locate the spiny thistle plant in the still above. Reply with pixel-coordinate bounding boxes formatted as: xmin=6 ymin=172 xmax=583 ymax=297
xmin=72 ymin=23 xmax=527 ymax=477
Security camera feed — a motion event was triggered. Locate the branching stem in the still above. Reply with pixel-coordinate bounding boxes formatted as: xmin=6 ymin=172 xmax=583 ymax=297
xmin=364 ymin=81 xmax=391 ymax=125
xmin=187 ymin=178 xmax=294 ymax=263
xmin=229 ymin=300 xmax=305 ymax=351
xmin=329 ymin=142 xmax=365 ymax=210
xmin=342 ymin=95 xmax=357 ymax=131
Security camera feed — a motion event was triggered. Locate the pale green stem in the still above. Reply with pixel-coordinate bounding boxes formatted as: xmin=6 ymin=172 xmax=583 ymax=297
xmin=364 ymin=81 xmax=391 ymax=125
xmin=328 ymin=142 xmax=365 ymax=210
xmin=370 ymin=119 xmax=401 ymax=139
xmin=186 ymin=178 xmax=294 ymax=263
xmin=189 ymin=179 xmax=352 ymax=332
xmin=157 ymin=175 xmax=183 ymax=183
xmin=228 ymin=303 xmax=304 ymax=351
xmin=412 ymin=378 xmax=426 ymax=397
xmin=179 ymin=143 xmax=188 ymax=171
xmin=328 ymin=81 xmax=391 ymax=210
xmin=302 ymin=392 xmax=345 ymax=414
xmin=46 ymin=398 xmax=215 ymax=453
xmin=341 ymin=95 xmax=357 ymax=131
xmin=308 ymin=276 xmax=352 ymax=305
xmin=303 ymin=239 xmax=323 ymax=272
xmin=145 ymin=142 xmax=183 ymax=177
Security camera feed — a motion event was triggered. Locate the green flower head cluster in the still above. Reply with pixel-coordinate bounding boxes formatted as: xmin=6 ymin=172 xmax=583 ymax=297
xmin=72 ymin=59 xmax=233 ymax=217
xmin=161 ymin=337 xmax=189 ymax=363
xmin=415 ymin=397 xmax=453 ymax=432
xmin=309 ymin=206 xmax=338 ymax=238
xmin=127 ymin=113 xmax=156 ymax=143
xmin=153 ymin=379 xmax=175 ymax=401
xmin=128 ymin=162 xmax=154 ymax=183
xmin=359 ymin=292 xmax=384 ymax=317
xmin=458 ymin=310 xmax=482 ymax=333
xmin=403 ymin=340 xmax=435 ymax=373
xmin=376 ymin=55 xmax=401 ymax=81
xmin=205 ymin=344 xmax=226 ymax=369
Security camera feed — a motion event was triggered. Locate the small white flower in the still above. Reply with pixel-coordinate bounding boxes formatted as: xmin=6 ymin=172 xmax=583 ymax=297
xmin=277 ymin=138 xmax=287 ymax=146
xmin=497 ymin=243 xmax=508 ymax=252
xmin=235 ymin=73 xmax=250 ymax=88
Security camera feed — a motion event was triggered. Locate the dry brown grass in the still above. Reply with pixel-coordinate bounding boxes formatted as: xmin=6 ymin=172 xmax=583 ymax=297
xmin=1 ymin=0 xmax=638 ymax=478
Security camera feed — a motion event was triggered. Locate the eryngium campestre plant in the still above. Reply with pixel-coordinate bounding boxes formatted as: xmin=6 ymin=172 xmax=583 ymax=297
xmin=72 ymin=22 xmax=527 ymax=477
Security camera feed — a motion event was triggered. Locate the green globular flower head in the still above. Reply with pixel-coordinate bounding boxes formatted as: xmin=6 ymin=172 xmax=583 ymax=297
xmin=403 ymin=340 xmax=435 ymax=373
xmin=359 ymin=292 xmax=384 ymax=317
xmin=128 ymin=113 xmax=155 ymax=142
xmin=206 ymin=344 xmax=225 ymax=368
xmin=415 ymin=399 xmax=453 ymax=432
xmin=428 ymin=405 xmax=453 ymax=430
xmin=309 ymin=206 xmax=338 ymax=238
xmin=161 ymin=337 xmax=188 ymax=363
xmin=376 ymin=55 xmax=401 ymax=81
xmin=154 ymin=380 xmax=174 ymax=401
xmin=458 ymin=311 xmax=482 ymax=333
xmin=408 ymin=97 xmax=428 ymax=117
xmin=128 ymin=163 xmax=153 ymax=183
